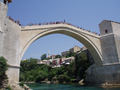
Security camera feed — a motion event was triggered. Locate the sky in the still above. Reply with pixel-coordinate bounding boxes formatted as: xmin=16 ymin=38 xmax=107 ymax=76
xmin=7 ymin=0 xmax=120 ymax=60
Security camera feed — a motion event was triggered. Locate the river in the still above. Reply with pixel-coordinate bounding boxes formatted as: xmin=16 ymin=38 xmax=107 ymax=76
xmin=26 ymin=83 xmax=120 ymax=90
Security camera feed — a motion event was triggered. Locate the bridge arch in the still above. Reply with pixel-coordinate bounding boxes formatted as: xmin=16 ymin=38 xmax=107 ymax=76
xmin=20 ymin=24 xmax=103 ymax=65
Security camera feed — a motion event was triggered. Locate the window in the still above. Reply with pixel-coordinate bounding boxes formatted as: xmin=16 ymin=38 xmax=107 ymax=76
xmin=105 ymin=29 xmax=108 ymax=33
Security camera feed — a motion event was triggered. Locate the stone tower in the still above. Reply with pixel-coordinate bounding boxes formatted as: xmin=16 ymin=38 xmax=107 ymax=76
xmin=99 ymin=20 xmax=120 ymax=64
xmin=0 ymin=0 xmax=8 ymax=56
xmin=0 ymin=0 xmax=12 ymax=56
xmin=0 ymin=0 xmax=22 ymax=82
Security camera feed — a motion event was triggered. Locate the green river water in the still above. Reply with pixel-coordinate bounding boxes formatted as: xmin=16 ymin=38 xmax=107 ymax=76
xmin=26 ymin=83 xmax=120 ymax=90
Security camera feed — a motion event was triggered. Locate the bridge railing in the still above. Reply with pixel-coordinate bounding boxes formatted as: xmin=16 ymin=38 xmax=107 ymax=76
xmin=7 ymin=16 xmax=100 ymax=36
xmin=23 ymin=21 xmax=100 ymax=36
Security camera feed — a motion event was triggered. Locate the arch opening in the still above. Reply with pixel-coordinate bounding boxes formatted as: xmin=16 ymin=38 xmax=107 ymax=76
xmin=22 ymin=33 xmax=84 ymax=60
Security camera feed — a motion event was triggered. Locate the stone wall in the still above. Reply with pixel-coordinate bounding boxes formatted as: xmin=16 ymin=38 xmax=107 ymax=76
xmin=85 ymin=64 xmax=120 ymax=84
xmin=2 ymin=18 xmax=21 ymax=82
xmin=114 ymin=35 xmax=120 ymax=62
xmin=100 ymin=34 xmax=119 ymax=64
xmin=99 ymin=20 xmax=120 ymax=64
xmin=3 ymin=18 xmax=21 ymax=66
xmin=0 ymin=2 xmax=8 ymax=56
xmin=0 ymin=32 xmax=3 ymax=56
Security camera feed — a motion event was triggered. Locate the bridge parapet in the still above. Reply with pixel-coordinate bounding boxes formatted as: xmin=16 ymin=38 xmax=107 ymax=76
xmin=22 ymin=24 xmax=100 ymax=38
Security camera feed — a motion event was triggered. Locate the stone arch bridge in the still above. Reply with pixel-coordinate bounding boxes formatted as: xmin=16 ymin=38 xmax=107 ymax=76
xmin=0 ymin=1 xmax=120 ymax=84
xmin=20 ymin=24 xmax=102 ymax=65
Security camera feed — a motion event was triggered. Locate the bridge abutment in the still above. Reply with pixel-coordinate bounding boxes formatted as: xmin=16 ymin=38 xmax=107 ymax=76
xmin=6 ymin=66 xmax=20 ymax=82
xmin=0 ymin=1 xmax=21 ymax=82
xmin=85 ymin=63 xmax=120 ymax=84
xmin=85 ymin=20 xmax=120 ymax=84
xmin=99 ymin=20 xmax=120 ymax=64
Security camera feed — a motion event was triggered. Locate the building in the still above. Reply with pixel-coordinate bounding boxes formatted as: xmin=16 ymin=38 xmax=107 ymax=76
xmin=50 ymin=55 xmax=55 ymax=59
xmin=52 ymin=57 xmax=75 ymax=68
xmin=61 ymin=57 xmax=75 ymax=65
xmin=61 ymin=46 xmax=81 ymax=57
xmin=61 ymin=51 xmax=69 ymax=57
xmin=37 ymin=59 xmax=52 ymax=65
xmin=69 ymin=45 xmax=81 ymax=53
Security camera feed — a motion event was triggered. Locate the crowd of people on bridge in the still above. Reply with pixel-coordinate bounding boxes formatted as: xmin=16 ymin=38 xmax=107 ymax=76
xmin=7 ymin=16 xmax=21 ymax=26
xmin=7 ymin=16 xmax=100 ymax=36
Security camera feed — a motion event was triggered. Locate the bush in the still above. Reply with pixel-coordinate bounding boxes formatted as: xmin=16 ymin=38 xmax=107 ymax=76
xmin=19 ymin=81 xmax=24 ymax=87
xmin=19 ymin=72 xmax=25 ymax=81
xmin=5 ymin=85 xmax=12 ymax=90
xmin=0 ymin=56 xmax=8 ymax=76
xmin=36 ymin=70 xmax=48 ymax=82
xmin=58 ymin=75 xmax=71 ymax=82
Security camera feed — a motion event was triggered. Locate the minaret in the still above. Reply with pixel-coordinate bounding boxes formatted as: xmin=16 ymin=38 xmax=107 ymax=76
xmin=48 ymin=51 xmax=50 ymax=57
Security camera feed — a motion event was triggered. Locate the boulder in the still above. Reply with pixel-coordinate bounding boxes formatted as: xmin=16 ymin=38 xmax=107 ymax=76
xmin=79 ymin=79 xmax=85 ymax=85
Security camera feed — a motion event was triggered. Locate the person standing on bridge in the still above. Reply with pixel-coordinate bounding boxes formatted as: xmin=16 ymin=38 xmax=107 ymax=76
xmin=64 ymin=19 xmax=65 ymax=23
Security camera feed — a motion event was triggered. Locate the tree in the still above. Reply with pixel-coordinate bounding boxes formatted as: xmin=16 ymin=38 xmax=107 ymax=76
xmin=36 ymin=70 xmax=48 ymax=82
xmin=75 ymin=52 xmax=90 ymax=79
xmin=55 ymin=54 xmax=61 ymax=58
xmin=67 ymin=61 xmax=76 ymax=78
xmin=20 ymin=58 xmax=37 ymax=72
xmin=41 ymin=54 xmax=46 ymax=60
xmin=0 ymin=56 xmax=8 ymax=76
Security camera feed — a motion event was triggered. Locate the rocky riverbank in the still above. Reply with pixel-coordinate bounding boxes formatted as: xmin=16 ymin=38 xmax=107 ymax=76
xmin=39 ymin=78 xmax=120 ymax=89
xmin=0 ymin=80 xmax=32 ymax=90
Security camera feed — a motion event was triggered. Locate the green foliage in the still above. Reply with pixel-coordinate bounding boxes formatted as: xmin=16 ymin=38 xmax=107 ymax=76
xmin=19 ymin=81 xmax=24 ymax=87
xmin=20 ymin=72 xmax=25 ymax=81
xmin=67 ymin=61 xmax=76 ymax=78
xmin=69 ymin=52 xmax=76 ymax=57
xmin=20 ymin=58 xmax=38 ymax=73
xmin=41 ymin=54 xmax=46 ymax=60
xmin=5 ymin=85 xmax=12 ymax=90
xmin=58 ymin=75 xmax=71 ymax=82
xmin=66 ymin=51 xmax=79 ymax=58
xmin=78 ymin=52 xmax=87 ymax=67
xmin=0 ymin=56 xmax=8 ymax=76
xmin=75 ymin=52 xmax=91 ymax=79
xmin=55 ymin=54 xmax=61 ymax=58
xmin=19 ymin=57 xmax=83 ymax=83
xmin=36 ymin=70 xmax=48 ymax=82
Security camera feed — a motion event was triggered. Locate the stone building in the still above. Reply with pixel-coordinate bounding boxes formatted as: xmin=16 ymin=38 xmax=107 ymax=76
xmin=61 ymin=51 xmax=69 ymax=57
xmin=50 ymin=55 xmax=55 ymax=59
xmin=69 ymin=45 xmax=81 ymax=53
xmin=61 ymin=46 xmax=81 ymax=57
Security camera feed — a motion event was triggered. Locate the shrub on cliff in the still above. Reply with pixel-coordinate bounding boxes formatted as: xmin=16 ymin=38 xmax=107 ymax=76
xmin=58 ymin=75 xmax=71 ymax=82
xmin=19 ymin=81 xmax=24 ymax=87
xmin=5 ymin=85 xmax=12 ymax=90
xmin=0 ymin=56 xmax=8 ymax=76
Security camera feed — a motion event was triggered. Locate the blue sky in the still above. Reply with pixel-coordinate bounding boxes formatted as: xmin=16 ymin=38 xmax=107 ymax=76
xmin=7 ymin=0 xmax=120 ymax=60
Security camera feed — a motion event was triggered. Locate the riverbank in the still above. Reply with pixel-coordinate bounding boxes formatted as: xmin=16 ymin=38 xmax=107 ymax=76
xmin=84 ymin=83 xmax=120 ymax=88
xmin=26 ymin=83 xmax=120 ymax=90
xmin=24 ymin=80 xmax=120 ymax=89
